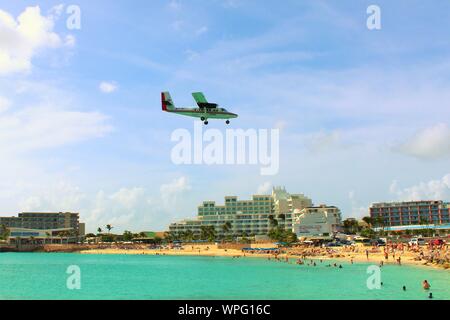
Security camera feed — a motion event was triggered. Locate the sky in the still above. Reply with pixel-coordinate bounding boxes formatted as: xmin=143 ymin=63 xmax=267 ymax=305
xmin=0 ymin=0 xmax=449 ymax=233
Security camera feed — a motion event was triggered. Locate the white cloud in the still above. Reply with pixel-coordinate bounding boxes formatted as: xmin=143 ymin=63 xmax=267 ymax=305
xmin=257 ymin=182 xmax=272 ymax=194
xmin=171 ymin=20 xmax=184 ymax=31
xmin=222 ymin=0 xmax=241 ymax=8
xmin=168 ymin=0 xmax=181 ymax=10
xmin=0 ymin=105 xmax=113 ymax=153
xmin=0 ymin=6 xmax=70 ymax=75
xmin=0 ymin=96 xmax=10 ymax=113
xmin=15 ymin=176 xmax=194 ymax=233
xmin=110 ymin=187 xmax=145 ymax=209
xmin=20 ymin=180 xmax=86 ymax=213
xmin=195 ymin=26 xmax=208 ymax=36
xmin=160 ymin=176 xmax=192 ymax=208
xmin=348 ymin=190 xmax=369 ymax=219
xmin=99 ymin=81 xmax=118 ymax=93
xmin=48 ymin=4 xmax=65 ymax=20
xmin=0 ymin=80 xmax=113 ymax=154
xmin=389 ymin=174 xmax=450 ymax=201
xmin=65 ymin=34 xmax=76 ymax=47
xmin=396 ymin=123 xmax=450 ymax=159
xmin=302 ymin=130 xmax=342 ymax=153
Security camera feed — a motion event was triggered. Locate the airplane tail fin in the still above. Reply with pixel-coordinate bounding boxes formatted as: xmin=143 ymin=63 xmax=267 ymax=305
xmin=161 ymin=92 xmax=175 ymax=111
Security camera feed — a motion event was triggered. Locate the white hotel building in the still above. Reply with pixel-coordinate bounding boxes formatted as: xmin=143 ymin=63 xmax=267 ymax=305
xmin=292 ymin=205 xmax=342 ymax=238
xmin=169 ymin=187 xmax=314 ymax=237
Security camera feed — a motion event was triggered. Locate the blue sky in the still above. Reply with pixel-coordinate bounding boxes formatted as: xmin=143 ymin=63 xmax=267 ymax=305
xmin=0 ymin=0 xmax=449 ymax=232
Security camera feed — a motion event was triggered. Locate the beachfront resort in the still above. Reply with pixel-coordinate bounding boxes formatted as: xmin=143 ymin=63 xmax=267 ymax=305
xmin=1 ymin=188 xmax=450 ymax=246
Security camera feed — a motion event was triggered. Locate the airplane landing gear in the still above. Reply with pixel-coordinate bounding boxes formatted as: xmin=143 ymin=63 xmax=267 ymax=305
xmin=204 ymin=121 xmax=209 ymax=125
xmin=226 ymin=120 xmax=230 ymax=125
xmin=201 ymin=117 xmax=205 ymax=121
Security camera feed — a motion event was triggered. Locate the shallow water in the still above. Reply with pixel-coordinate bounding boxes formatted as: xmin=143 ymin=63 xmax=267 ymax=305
xmin=0 ymin=253 xmax=448 ymax=300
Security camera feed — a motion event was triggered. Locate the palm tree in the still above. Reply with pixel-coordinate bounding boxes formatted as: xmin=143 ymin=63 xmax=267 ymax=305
xmin=45 ymin=232 xmax=51 ymax=244
xmin=59 ymin=231 xmax=66 ymax=244
xmin=184 ymin=230 xmax=194 ymax=242
xmin=97 ymin=227 xmax=102 ymax=235
xmin=106 ymin=224 xmax=113 ymax=234
xmin=268 ymin=215 xmax=278 ymax=228
xmin=200 ymin=226 xmax=216 ymax=242
xmin=0 ymin=224 xmax=10 ymax=240
xmin=221 ymin=222 xmax=232 ymax=239
xmin=362 ymin=216 xmax=373 ymax=228
xmin=139 ymin=232 xmax=147 ymax=238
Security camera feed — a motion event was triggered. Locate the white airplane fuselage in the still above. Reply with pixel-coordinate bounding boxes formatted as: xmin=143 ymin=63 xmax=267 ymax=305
xmin=161 ymin=91 xmax=238 ymax=124
xmin=165 ymin=107 xmax=238 ymax=120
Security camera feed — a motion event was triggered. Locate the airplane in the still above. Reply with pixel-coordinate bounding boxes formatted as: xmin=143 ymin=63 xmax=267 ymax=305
xmin=161 ymin=91 xmax=238 ymax=125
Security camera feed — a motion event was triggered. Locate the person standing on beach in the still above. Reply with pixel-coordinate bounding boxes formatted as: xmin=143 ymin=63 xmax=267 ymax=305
xmin=365 ymin=249 xmax=369 ymax=260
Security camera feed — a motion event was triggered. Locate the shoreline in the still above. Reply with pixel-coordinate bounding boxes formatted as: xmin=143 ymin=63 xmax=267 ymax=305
xmin=3 ymin=243 xmax=448 ymax=270
xmin=77 ymin=246 xmax=450 ymax=271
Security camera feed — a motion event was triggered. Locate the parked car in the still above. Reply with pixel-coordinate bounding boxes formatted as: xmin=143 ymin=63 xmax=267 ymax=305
xmin=429 ymin=239 xmax=445 ymax=246
xmin=325 ymin=242 xmax=342 ymax=247
xmin=372 ymin=239 xmax=386 ymax=246
xmin=409 ymin=237 xmax=425 ymax=246
xmin=353 ymin=237 xmax=371 ymax=246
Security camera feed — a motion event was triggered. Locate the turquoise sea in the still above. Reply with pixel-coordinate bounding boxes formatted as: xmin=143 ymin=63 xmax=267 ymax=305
xmin=0 ymin=253 xmax=449 ymax=300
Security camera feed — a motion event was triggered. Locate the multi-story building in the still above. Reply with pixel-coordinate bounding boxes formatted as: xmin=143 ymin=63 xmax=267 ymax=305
xmin=292 ymin=205 xmax=342 ymax=237
xmin=169 ymin=187 xmax=312 ymax=238
xmin=369 ymin=201 xmax=450 ymax=227
xmin=0 ymin=212 xmax=84 ymax=235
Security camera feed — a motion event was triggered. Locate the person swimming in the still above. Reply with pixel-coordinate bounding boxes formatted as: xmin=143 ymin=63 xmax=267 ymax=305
xmin=402 ymin=286 xmax=406 ymax=291
xmin=429 ymin=292 xmax=433 ymax=299
xmin=422 ymin=280 xmax=431 ymax=290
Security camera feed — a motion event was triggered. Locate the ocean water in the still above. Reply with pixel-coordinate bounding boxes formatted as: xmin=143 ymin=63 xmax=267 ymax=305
xmin=0 ymin=253 xmax=448 ymax=300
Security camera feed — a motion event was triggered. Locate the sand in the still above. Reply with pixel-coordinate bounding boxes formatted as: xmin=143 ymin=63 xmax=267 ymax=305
xmin=79 ymin=244 xmax=450 ymax=270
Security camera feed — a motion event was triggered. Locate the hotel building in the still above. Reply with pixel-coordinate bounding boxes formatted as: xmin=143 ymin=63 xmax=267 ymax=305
xmin=369 ymin=201 xmax=450 ymax=227
xmin=292 ymin=205 xmax=342 ymax=237
xmin=169 ymin=187 xmax=313 ymax=237
xmin=0 ymin=212 xmax=85 ymax=243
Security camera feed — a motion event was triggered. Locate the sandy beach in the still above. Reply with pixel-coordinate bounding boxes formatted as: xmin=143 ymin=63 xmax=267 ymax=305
xmin=79 ymin=243 xmax=450 ymax=270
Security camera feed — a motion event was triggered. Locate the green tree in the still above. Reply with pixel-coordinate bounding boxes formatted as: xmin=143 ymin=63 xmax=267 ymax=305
xmin=285 ymin=230 xmax=298 ymax=243
xmin=97 ymin=227 xmax=102 ymax=235
xmin=200 ymin=226 xmax=216 ymax=242
xmin=221 ymin=222 xmax=232 ymax=240
xmin=360 ymin=228 xmax=375 ymax=238
xmin=184 ymin=230 xmax=194 ymax=242
xmin=139 ymin=232 xmax=147 ymax=238
xmin=0 ymin=224 xmax=10 ymax=240
xmin=106 ymin=224 xmax=113 ymax=234
xmin=343 ymin=219 xmax=359 ymax=235
xmin=362 ymin=216 xmax=373 ymax=228
xmin=123 ymin=230 xmax=133 ymax=241
xmin=268 ymin=215 xmax=278 ymax=228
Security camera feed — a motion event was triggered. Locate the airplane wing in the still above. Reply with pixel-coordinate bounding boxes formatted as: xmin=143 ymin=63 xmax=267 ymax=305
xmin=192 ymin=92 xmax=218 ymax=109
